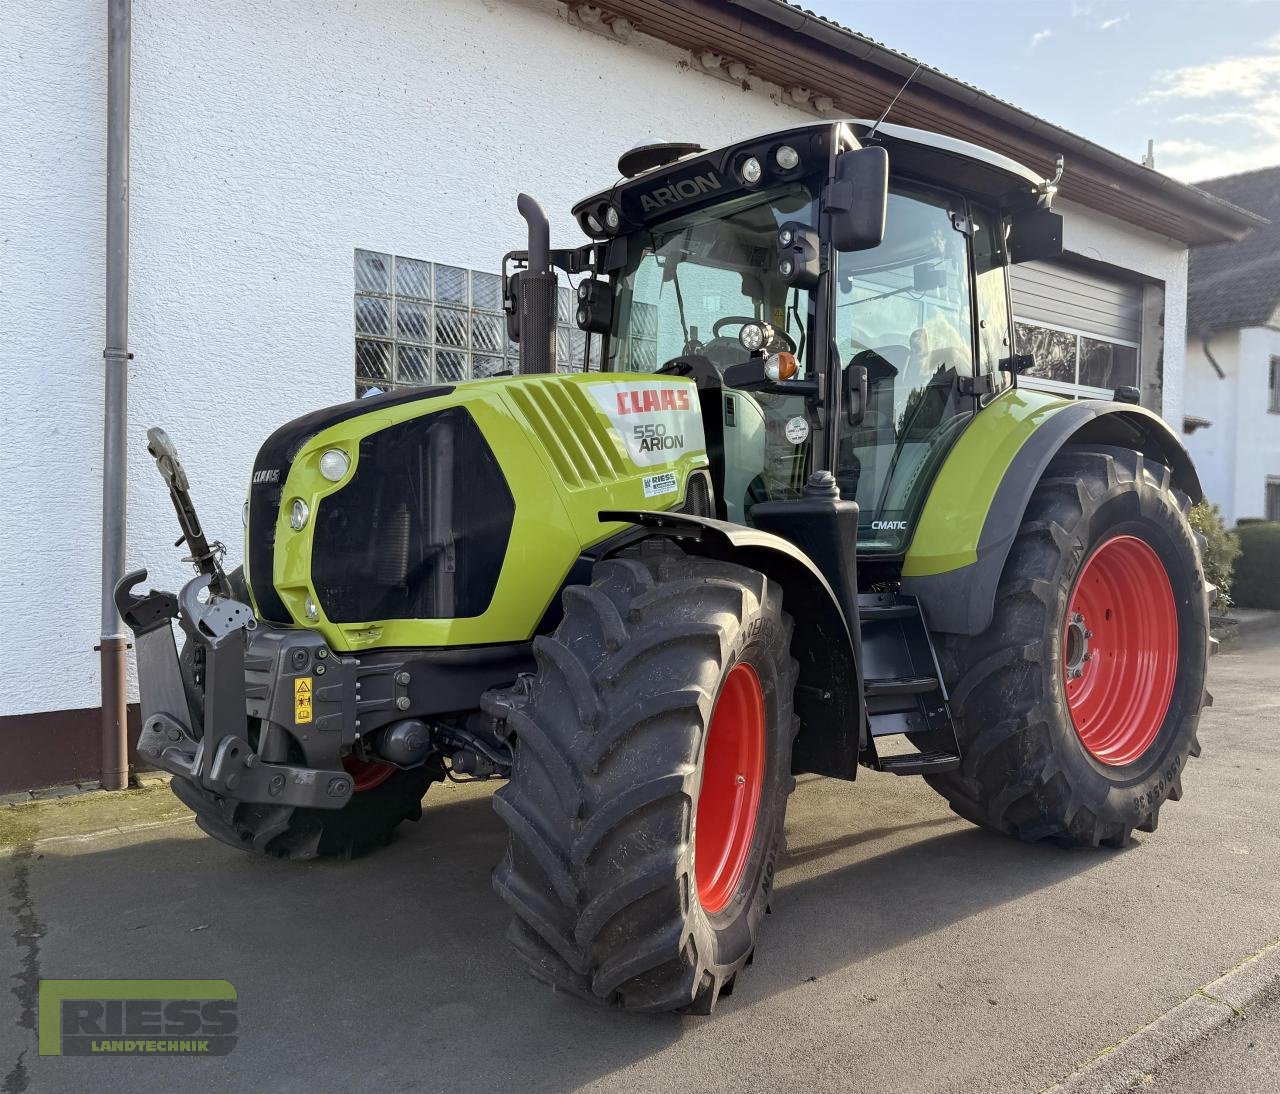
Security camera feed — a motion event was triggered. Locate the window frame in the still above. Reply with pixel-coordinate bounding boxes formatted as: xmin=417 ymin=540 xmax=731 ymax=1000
xmin=1013 ymin=316 xmax=1141 ymax=400
xmin=1266 ymin=477 xmax=1280 ymax=523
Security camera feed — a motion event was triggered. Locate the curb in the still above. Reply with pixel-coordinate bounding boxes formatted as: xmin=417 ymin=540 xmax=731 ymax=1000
xmin=1227 ymin=610 xmax=1280 ymax=639
xmin=1043 ymin=937 xmax=1280 ymax=1093
xmin=0 ymin=770 xmax=171 ymax=808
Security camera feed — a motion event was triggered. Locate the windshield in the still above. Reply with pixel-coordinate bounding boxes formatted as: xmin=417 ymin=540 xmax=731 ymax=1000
xmin=607 ymin=183 xmax=819 ymax=374
xmin=607 ymin=184 xmax=821 ymax=516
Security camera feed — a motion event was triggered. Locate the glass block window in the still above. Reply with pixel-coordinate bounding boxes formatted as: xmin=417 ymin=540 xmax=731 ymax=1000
xmin=354 ymin=250 xmax=599 ymax=397
xmin=1014 ymin=320 xmax=1139 ymax=401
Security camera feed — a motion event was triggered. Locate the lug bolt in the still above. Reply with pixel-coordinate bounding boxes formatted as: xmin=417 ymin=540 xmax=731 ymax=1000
xmin=396 ymin=696 xmax=411 ymax=710
xmin=1084 ymin=629 xmax=1094 ymax=639
xmin=395 ymin=671 xmax=411 ymax=686
xmin=317 ymin=648 xmax=328 ymax=659
xmin=315 ymin=664 xmax=326 ymax=676
xmin=736 ymin=774 xmax=746 ymax=785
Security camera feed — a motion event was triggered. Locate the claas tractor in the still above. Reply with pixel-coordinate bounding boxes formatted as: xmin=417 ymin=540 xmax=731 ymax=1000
xmin=118 ymin=120 xmax=1211 ymax=1014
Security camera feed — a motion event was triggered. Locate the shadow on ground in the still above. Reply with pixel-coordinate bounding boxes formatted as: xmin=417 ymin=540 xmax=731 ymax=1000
xmin=3 ymin=778 xmax=1107 ymax=1093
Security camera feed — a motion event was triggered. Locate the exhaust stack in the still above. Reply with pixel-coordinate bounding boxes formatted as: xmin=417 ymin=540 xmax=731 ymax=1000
xmin=515 ymin=193 xmax=557 ymax=375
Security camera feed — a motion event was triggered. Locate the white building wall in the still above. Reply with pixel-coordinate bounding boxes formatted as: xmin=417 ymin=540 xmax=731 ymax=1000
xmin=1055 ymin=198 xmax=1191 ymax=428
xmin=1 ymin=0 xmax=817 ymax=719
xmin=1183 ymin=326 xmax=1280 ymax=525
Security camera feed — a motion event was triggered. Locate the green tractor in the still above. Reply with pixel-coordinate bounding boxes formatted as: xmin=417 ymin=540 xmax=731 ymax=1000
xmin=119 ymin=120 xmax=1211 ymax=1014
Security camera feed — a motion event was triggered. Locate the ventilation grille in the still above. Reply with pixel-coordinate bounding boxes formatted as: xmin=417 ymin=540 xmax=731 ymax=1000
xmin=506 ymin=379 xmax=629 ymax=488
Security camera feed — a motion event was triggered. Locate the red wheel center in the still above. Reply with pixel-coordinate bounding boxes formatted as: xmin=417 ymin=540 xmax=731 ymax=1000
xmin=695 ymin=662 xmax=766 ymax=916
xmin=342 ymin=754 xmax=395 ymax=792
xmin=1064 ymin=535 xmax=1178 ymax=766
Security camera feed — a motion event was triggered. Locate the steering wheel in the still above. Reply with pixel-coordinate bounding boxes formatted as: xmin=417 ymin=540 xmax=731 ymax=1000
xmin=712 ymin=316 xmax=798 ymax=353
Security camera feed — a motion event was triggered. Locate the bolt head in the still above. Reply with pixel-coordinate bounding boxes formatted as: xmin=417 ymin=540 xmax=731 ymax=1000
xmin=395 ymin=671 xmax=411 ymax=686
xmin=315 ymin=664 xmax=326 ymax=676
xmin=396 ymin=696 xmax=411 ymax=711
xmin=327 ymin=777 xmax=350 ymax=796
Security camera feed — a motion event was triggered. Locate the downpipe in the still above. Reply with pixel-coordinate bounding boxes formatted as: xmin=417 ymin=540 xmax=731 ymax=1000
xmin=100 ymin=0 xmax=132 ymax=791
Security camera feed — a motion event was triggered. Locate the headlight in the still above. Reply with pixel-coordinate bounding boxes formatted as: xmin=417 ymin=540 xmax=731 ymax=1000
xmin=304 ymin=594 xmax=320 ymax=621
xmin=319 ymin=448 xmax=350 ymax=482
xmin=585 ymin=212 xmax=602 ymax=234
xmin=739 ymin=321 xmax=773 ymax=353
xmin=775 ymin=145 xmax=800 ymax=170
xmin=765 ymin=351 xmax=798 ymax=381
xmin=778 ymin=258 xmax=796 ymax=278
xmin=778 ymin=226 xmax=795 ymax=248
xmin=604 ymin=205 xmax=621 ymax=231
xmin=289 ymin=498 xmax=310 ymax=531
xmin=740 ymin=156 xmax=763 ymax=185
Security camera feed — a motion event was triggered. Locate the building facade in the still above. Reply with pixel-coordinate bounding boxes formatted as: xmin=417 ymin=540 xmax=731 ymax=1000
xmin=1183 ymin=166 xmax=1280 ymax=526
xmin=0 ymin=0 xmax=1256 ymax=790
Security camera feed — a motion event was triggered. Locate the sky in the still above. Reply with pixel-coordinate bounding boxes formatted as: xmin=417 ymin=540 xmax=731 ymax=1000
xmin=801 ymin=0 xmax=1280 ymax=182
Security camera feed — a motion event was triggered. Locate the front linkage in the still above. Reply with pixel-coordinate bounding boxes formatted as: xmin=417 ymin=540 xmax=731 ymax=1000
xmin=117 ymin=432 xmax=514 ymax=851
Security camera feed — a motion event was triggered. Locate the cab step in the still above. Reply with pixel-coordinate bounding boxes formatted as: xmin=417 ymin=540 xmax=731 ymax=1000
xmin=878 ymin=750 xmax=962 ymax=776
xmin=858 ymin=592 xmax=962 ymax=775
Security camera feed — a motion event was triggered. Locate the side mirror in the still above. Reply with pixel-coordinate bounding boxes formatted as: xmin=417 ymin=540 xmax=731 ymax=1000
xmin=825 ymin=147 xmax=889 ymax=253
xmin=1008 ymin=207 xmax=1063 ymax=264
xmin=574 ymin=277 xmax=612 ymax=333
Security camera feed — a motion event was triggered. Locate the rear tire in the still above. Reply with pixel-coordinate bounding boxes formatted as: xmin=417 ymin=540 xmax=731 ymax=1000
xmin=926 ymin=445 xmax=1208 ymax=847
xmin=485 ymin=542 xmax=799 ymax=1013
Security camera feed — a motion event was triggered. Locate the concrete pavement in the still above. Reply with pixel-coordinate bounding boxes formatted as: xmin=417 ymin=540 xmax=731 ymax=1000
xmin=3 ymin=629 xmax=1278 ymax=1093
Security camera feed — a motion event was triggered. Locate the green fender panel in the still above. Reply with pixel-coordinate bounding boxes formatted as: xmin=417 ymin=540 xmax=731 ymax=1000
xmin=901 ymin=387 xmax=1202 ymax=635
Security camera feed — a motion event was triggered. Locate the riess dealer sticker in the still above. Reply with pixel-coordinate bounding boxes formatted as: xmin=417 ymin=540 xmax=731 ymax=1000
xmin=590 ymin=381 xmax=706 ymax=468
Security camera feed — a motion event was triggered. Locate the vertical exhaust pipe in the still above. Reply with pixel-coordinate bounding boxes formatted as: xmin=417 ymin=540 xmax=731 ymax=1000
xmin=515 ymin=194 xmax=557 ymax=375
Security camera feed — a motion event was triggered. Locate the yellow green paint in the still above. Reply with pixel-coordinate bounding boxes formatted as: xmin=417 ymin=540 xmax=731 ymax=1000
xmin=254 ymin=373 xmax=707 ymax=652
xmin=901 ymin=387 xmax=1072 ymax=577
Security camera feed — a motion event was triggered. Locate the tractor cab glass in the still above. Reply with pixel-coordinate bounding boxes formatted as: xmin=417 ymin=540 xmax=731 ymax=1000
xmin=608 ymin=182 xmax=821 ymax=515
xmin=834 ymin=182 xmax=978 ymax=552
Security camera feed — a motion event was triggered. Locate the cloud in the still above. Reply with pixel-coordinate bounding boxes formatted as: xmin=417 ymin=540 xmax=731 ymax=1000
xmin=1146 ymin=36 xmax=1280 ymax=180
xmin=1099 ymin=14 xmax=1128 ymax=30
xmin=1029 ymin=28 xmax=1054 ymax=48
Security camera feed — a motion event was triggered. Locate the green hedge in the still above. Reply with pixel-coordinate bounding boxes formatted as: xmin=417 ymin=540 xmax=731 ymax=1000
xmin=1232 ymin=521 xmax=1280 ymax=610
xmin=1189 ymin=502 xmax=1240 ymax=610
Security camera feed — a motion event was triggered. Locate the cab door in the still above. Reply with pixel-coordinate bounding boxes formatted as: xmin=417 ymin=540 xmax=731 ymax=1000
xmin=833 ymin=182 xmax=987 ymax=555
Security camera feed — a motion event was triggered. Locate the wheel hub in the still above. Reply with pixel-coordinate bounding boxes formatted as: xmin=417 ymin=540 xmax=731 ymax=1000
xmin=694 ymin=662 xmax=766 ymax=915
xmin=1063 ymin=535 xmax=1179 ymax=766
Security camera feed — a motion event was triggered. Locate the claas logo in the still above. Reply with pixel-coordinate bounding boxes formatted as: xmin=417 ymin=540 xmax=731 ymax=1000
xmin=615 ymin=388 xmax=692 ymax=415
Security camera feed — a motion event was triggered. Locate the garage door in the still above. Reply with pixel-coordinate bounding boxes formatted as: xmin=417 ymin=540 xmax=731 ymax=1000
xmin=1010 ymin=260 xmax=1142 ymax=398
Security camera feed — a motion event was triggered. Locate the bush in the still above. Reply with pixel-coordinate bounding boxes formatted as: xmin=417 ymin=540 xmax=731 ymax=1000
xmin=1233 ymin=521 xmax=1280 ymax=610
xmin=1188 ymin=501 xmax=1241 ymax=610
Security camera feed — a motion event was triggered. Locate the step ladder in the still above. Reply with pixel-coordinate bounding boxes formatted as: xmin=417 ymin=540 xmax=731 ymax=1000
xmin=858 ymin=592 xmax=961 ymax=776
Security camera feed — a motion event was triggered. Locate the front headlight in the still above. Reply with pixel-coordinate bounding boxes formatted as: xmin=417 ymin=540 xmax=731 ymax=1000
xmin=289 ymin=498 xmax=310 ymax=531
xmin=739 ymin=321 xmax=773 ymax=353
xmin=319 ymin=448 xmax=350 ymax=482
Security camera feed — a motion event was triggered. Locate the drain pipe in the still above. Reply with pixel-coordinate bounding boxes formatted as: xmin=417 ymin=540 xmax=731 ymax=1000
xmin=100 ymin=0 xmax=132 ymax=791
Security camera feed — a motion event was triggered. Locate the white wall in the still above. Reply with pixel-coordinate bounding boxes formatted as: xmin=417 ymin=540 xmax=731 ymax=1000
xmin=1056 ymin=198 xmax=1191 ymax=427
xmin=1186 ymin=326 xmax=1280 ymax=525
xmin=1 ymin=0 xmax=816 ymax=718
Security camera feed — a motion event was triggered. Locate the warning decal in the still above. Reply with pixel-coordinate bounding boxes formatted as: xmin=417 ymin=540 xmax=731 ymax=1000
xmin=294 ymin=677 xmax=313 ymax=725
xmin=589 ymin=381 xmax=707 ymax=468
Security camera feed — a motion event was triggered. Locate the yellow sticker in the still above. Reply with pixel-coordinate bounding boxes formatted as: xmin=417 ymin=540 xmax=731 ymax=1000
xmin=771 ymin=306 xmax=786 ymax=328
xmin=294 ymin=677 xmax=313 ymax=724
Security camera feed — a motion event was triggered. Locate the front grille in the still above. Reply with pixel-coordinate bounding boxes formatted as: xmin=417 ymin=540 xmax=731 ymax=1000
xmin=311 ymin=407 xmax=514 ymax=622
xmin=247 ymin=385 xmax=454 ymax=623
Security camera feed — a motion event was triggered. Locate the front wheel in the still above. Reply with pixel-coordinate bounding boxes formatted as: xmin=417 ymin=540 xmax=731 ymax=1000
xmin=485 ymin=542 xmax=799 ymax=1013
xmin=927 ymin=445 xmax=1209 ymax=847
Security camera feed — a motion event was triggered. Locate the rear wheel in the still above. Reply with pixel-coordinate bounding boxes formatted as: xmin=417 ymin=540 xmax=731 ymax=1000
xmin=485 ymin=542 xmax=799 ymax=1013
xmin=927 ymin=445 xmax=1209 ymax=846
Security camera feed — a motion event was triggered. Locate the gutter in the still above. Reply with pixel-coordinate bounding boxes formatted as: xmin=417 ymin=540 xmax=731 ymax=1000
xmin=724 ymin=0 xmax=1265 ymax=241
xmin=100 ymin=0 xmax=131 ymax=791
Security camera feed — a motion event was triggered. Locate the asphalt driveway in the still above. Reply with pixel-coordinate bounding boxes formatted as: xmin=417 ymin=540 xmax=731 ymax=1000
xmin=3 ymin=629 xmax=1278 ymax=1093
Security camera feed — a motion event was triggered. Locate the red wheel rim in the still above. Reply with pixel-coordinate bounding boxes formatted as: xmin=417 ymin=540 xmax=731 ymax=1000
xmin=1064 ymin=534 xmax=1178 ymax=766
xmin=342 ymin=754 xmax=395 ymax=792
xmin=695 ymin=662 xmax=766 ymax=915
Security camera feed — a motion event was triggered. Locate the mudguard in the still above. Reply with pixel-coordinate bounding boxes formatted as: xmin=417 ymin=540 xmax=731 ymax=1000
xmin=901 ymin=389 xmax=1203 ymax=635
xmin=601 ymin=509 xmax=866 ymax=780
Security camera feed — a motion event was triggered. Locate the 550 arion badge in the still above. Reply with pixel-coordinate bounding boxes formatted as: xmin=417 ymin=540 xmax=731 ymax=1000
xmin=591 ymin=381 xmax=707 ymax=468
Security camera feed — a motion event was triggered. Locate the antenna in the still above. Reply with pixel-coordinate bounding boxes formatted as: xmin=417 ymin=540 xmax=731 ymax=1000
xmin=865 ymin=63 xmax=922 ymax=142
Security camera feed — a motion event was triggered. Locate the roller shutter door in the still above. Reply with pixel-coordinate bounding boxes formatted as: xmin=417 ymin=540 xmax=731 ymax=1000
xmin=1010 ymin=261 xmax=1142 ymax=344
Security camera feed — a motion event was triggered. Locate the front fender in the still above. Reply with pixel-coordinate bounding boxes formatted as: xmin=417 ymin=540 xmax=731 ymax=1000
xmin=601 ymin=509 xmax=865 ymax=780
xmin=901 ymin=389 xmax=1203 ymax=635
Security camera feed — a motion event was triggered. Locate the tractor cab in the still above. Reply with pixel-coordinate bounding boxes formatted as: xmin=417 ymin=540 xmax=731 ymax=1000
xmin=563 ymin=119 xmax=1063 ymax=555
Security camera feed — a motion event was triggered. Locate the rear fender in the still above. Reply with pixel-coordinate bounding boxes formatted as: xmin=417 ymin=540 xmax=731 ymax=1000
xmin=601 ymin=509 xmax=865 ymax=780
xmin=901 ymin=390 xmax=1203 ymax=635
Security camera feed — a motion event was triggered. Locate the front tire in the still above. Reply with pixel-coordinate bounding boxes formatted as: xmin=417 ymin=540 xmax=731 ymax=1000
xmin=927 ymin=445 xmax=1209 ymax=847
xmin=485 ymin=543 xmax=799 ymax=1013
